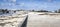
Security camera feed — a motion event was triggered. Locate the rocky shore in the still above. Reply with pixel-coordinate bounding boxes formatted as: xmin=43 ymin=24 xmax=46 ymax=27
xmin=0 ymin=11 xmax=27 ymax=27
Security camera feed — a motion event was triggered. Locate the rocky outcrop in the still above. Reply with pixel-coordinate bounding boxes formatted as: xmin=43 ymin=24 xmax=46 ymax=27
xmin=0 ymin=11 xmax=27 ymax=27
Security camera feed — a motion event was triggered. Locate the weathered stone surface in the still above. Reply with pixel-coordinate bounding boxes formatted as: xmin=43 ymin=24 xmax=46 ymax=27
xmin=0 ymin=11 xmax=27 ymax=27
xmin=27 ymin=12 xmax=60 ymax=27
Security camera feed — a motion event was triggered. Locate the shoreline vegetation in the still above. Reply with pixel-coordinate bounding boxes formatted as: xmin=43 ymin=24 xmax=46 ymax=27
xmin=0 ymin=9 xmax=60 ymax=13
xmin=0 ymin=9 xmax=60 ymax=16
xmin=0 ymin=9 xmax=16 ymax=15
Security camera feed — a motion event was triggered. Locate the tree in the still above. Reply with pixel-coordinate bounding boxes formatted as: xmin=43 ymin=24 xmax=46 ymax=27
xmin=5 ymin=9 xmax=7 ymax=11
xmin=32 ymin=10 xmax=35 ymax=12
xmin=2 ymin=9 xmax=5 ymax=13
xmin=14 ymin=11 xmax=16 ymax=13
xmin=54 ymin=9 xmax=60 ymax=13
xmin=58 ymin=9 xmax=60 ymax=13
xmin=54 ymin=10 xmax=57 ymax=13
xmin=36 ymin=10 xmax=49 ymax=12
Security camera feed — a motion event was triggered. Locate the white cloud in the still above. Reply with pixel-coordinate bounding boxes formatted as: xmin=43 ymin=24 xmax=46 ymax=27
xmin=19 ymin=3 xmax=25 ymax=6
xmin=3 ymin=0 xmax=16 ymax=3
xmin=1 ymin=0 xmax=16 ymax=6
xmin=8 ymin=0 xmax=16 ymax=6
xmin=48 ymin=0 xmax=52 ymax=2
xmin=0 ymin=3 xmax=15 ymax=7
xmin=2 ymin=0 xmax=16 ymax=2
xmin=10 ymin=0 xmax=16 ymax=2
xmin=3 ymin=0 xmax=7 ymax=2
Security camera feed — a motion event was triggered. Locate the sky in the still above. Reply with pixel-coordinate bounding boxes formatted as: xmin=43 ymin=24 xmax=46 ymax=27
xmin=0 ymin=0 xmax=60 ymax=11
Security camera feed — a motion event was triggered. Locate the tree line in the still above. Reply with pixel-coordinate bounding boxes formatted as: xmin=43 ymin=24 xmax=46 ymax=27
xmin=0 ymin=9 xmax=9 ymax=13
xmin=0 ymin=9 xmax=60 ymax=13
xmin=31 ymin=9 xmax=60 ymax=13
xmin=0 ymin=9 xmax=16 ymax=13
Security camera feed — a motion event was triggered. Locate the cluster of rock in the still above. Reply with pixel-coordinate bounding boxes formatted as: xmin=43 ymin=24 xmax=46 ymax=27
xmin=0 ymin=11 xmax=27 ymax=27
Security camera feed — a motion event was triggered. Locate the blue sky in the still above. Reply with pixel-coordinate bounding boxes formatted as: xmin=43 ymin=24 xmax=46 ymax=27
xmin=0 ymin=0 xmax=60 ymax=11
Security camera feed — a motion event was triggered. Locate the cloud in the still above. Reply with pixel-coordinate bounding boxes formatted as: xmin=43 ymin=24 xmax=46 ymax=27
xmin=2 ymin=0 xmax=16 ymax=2
xmin=18 ymin=3 xmax=25 ymax=6
xmin=9 ymin=0 xmax=16 ymax=2
xmin=8 ymin=3 xmax=15 ymax=6
xmin=12 ymin=0 xmax=16 ymax=2
xmin=5 ymin=0 xmax=16 ymax=3
xmin=0 ymin=0 xmax=16 ymax=6
xmin=8 ymin=0 xmax=16 ymax=6
xmin=16 ymin=2 xmax=25 ymax=7
xmin=48 ymin=0 xmax=52 ymax=2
